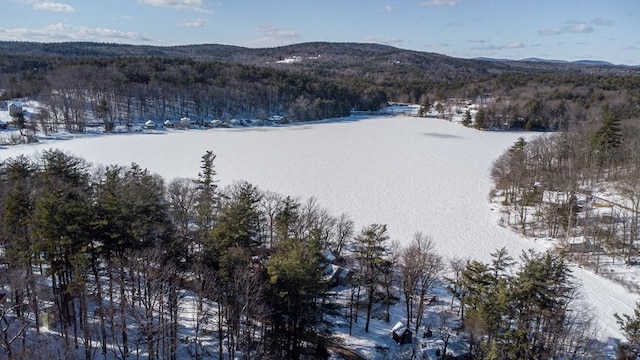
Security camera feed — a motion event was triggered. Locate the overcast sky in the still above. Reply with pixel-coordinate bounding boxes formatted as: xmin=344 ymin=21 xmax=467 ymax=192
xmin=2 ymin=0 xmax=639 ymax=65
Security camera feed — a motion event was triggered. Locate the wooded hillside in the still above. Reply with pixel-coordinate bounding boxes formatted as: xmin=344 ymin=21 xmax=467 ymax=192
xmin=0 ymin=41 xmax=638 ymax=131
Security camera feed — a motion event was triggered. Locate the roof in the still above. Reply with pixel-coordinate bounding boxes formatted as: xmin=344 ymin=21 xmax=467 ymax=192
xmin=392 ymin=322 xmax=404 ymax=332
xmin=7 ymin=100 xmax=23 ymax=107
xmin=323 ymin=249 xmax=336 ymax=262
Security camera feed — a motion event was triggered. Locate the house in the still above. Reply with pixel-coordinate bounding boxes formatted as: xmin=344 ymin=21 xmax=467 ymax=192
xmin=322 ymin=249 xmax=337 ymax=264
xmin=144 ymin=120 xmax=157 ymax=129
xmin=209 ymin=119 xmax=224 ymax=128
xmin=180 ymin=117 xmax=191 ymax=128
xmin=8 ymin=101 xmax=23 ymax=116
xmin=268 ymin=114 xmax=284 ymax=124
xmin=163 ymin=120 xmax=175 ymax=128
xmin=562 ymin=237 xmax=596 ymax=253
xmin=392 ymin=322 xmax=413 ymax=345
xmin=324 ymin=264 xmax=351 ymax=287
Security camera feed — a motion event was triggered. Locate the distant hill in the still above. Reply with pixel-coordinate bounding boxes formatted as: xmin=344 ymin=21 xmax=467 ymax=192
xmin=0 ymin=40 xmax=638 ymax=131
xmin=476 ymin=56 xmax=621 ymax=67
xmin=1 ymin=41 xmax=636 ymax=78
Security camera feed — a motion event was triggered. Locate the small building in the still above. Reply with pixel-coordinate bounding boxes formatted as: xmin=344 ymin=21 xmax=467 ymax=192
xmin=8 ymin=101 xmax=23 ymax=116
xmin=324 ymin=264 xmax=351 ymax=287
xmin=180 ymin=117 xmax=191 ymax=128
xmin=163 ymin=120 xmax=175 ymax=128
xmin=562 ymin=237 xmax=596 ymax=253
xmin=322 ymin=249 xmax=337 ymax=264
xmin=229 ymin=119 xmax=243 ymax=127
xmin=392 ymin=322 xmax=413 ymax=345
xmin=210 ymin=119 xmax=224 ymax=128
xmin=144 ymin=120 xmax=157 ymax=129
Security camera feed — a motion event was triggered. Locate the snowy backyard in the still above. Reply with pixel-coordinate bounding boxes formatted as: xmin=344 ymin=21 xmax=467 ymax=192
xmin=1 ymin=109 xmax=639 ymax=357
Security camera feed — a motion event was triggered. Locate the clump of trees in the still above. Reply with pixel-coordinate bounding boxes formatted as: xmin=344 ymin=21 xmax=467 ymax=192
xmin=0 ymin=149 xmax=349 ymax=359
xmin=458 ymin=248 xmax=600 ymax=359
xmin=0 ymin=149 xmax=453 ymax=359
xmin=490 ymin=106 xmax=639 ymax=267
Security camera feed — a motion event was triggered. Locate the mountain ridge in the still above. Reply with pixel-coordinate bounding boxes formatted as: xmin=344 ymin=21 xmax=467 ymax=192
xmin=1 ymin=41 xmax=636 ymax=76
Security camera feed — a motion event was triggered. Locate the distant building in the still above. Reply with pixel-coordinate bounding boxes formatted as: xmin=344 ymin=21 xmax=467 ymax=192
xmin=8 ymin=100 xmax=23 ymax=116
xmin=324 ymin=264 xmax=351 ymax=287
xmin=144 ymin=120 xmax=157 ymax=129
xmin=392 ymin=322 xmax=413 ymax=345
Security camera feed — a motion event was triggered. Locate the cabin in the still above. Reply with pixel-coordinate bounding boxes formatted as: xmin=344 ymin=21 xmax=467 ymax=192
xmin=180 ymin=117 xmax=191 ymax=128
xmin=8 ymin=101 xmax=23 ymax=116
xmin=163 ymin=120 xmax=175 ymax=128
xmin=144 ymin=120 xmax=157 ymax=129
xmin=392 ymin=322 xmax=413 ymax=345
xmin=210 ymin=119 xmax=224 ymax=128
xmin=562 ymin=237 xmax=596 ymax=253
xmin=324 ymin=264 xmax=351 ymax=287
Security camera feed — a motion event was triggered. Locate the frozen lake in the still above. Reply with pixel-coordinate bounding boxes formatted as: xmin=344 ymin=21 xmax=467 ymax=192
xmin=1 ymin=115 xmax=637 ymax=340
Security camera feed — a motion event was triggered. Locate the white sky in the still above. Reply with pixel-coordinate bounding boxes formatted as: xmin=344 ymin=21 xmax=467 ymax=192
xmin=1 ymin=0 xmax=639 ymax=65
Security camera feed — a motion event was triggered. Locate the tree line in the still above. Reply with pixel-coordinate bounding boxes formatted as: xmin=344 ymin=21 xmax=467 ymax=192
xmin=0 ymin=54 xmax=385 ymax=132
xmin=1 ymin=50 xmax=638 ymax=134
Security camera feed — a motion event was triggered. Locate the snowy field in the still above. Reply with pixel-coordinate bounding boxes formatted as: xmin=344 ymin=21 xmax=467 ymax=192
xmin=1 ymin=114 xmax=638 ymax=345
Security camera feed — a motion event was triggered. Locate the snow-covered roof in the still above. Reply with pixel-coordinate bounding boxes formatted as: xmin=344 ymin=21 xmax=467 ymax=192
xmin=7 ymin=100 xmax=23 ymax=107
xmin=392 ymin=321 xmax=405 ymax=332
xmin=323 ymin=249 xmax=336 ymax=262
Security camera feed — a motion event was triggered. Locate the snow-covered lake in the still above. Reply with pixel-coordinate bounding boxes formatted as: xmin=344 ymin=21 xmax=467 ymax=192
xmin=0 ymin=115 xmax=637 ymax=342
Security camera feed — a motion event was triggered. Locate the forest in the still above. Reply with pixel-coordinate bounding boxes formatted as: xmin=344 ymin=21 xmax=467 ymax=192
xmin=0 ymin=148 xmax=627 ymax=360
xmin=0 ymin=41 xmax=639 ymax=133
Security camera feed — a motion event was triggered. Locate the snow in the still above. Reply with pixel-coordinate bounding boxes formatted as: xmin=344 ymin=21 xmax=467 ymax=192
xmin=1 ymin=114 xmax=638 ymax=344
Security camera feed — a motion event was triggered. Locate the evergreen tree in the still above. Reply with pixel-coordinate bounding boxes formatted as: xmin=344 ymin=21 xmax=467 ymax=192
xmin=593 ymin=105 xmax=623 ymax=154
xmin=616 ymin=303 xmax=640 ymax=359
xmin=462 ymin=109 xmax=472 ymax=127
xmin=474 ymin=108 xmax=487 ymax=129
xmin=592 ymin=105 xmax=623 ymax=171
xmin=266 ymin=232 xmax=327 ymax=358
xmin=353 ymin=224 xmax=390 ymax=333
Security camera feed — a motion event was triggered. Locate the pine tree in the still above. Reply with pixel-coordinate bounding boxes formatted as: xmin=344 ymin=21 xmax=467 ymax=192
xmin=462 ymin=109 xmax=472 ymax=127
xmin=266 ymin=232 xmax=326 ymax=358
xmin=353 ymin=224 xmax=390 ymax=332
xmin=615 ymin=303 xmax=640 ymax=359
xmin=474 ymin=108 xmax=487 ymax=129
xmin=592 ymin=105 xmax=623 ymax=172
